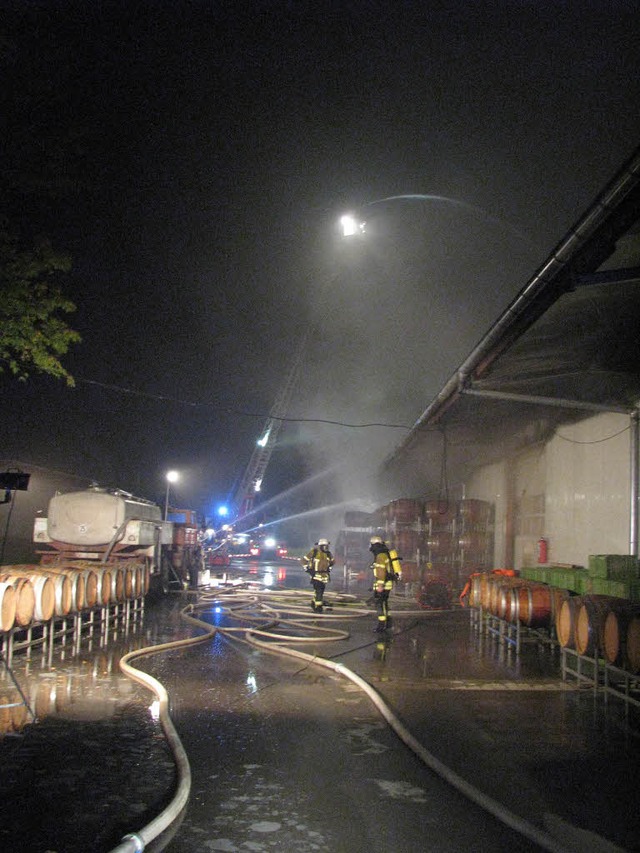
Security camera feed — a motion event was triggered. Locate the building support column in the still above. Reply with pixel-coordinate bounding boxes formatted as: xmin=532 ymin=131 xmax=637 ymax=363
xmin=630 ymin=406 xmax=639 ymax=558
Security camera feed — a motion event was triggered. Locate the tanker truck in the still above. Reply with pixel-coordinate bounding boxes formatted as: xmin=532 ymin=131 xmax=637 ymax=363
xmin=33 ymin=486 xmax=203 ymax=593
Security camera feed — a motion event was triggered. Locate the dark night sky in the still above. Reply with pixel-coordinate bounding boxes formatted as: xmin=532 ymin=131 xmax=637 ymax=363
xmin=2 ymin=1 xmax=640 ymax=537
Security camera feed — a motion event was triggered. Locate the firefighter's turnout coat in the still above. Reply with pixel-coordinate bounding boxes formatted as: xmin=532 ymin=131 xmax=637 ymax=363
xmin=301 ymin=547 xmax=334 ymax=581
xmin=371 ymin=547 xmax=401 ymax=591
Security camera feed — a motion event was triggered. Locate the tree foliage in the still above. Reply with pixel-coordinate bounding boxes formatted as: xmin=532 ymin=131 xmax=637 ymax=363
xmin=0 ymin=229 xmax=81 ymax=386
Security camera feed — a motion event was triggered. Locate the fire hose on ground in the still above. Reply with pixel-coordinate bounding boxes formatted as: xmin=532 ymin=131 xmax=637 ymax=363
xmin=108 ymin=586 xmax=623 ymax=853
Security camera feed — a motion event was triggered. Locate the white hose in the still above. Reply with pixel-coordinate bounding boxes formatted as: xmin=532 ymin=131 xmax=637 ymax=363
xmin=207 ymin=588 xmax=591 ymax=853
xmin=109 ymin=587 xmax=609 ymax=853
xmin=108 ymin=609 xmax=216 ymax=853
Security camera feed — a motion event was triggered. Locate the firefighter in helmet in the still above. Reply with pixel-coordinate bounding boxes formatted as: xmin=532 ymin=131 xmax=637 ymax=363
xmin=369 ymin=535 xmax=402 ymax=632
xmin=301 ymin=538 xmax=334 ymax=613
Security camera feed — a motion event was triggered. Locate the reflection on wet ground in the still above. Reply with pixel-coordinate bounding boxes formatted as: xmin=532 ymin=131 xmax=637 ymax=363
xmin=0 ymin=559 xmax=639 ymax=852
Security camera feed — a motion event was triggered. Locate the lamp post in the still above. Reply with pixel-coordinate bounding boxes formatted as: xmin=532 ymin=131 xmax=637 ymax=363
xmin=339 ymin=193 xmax=534 ymax=244
xmin=164 ymin=470 xmax=179 ymax=520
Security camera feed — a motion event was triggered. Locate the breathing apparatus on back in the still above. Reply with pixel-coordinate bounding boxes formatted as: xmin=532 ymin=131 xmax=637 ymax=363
xmin=370 ymin=536 xmax=402 ymax=582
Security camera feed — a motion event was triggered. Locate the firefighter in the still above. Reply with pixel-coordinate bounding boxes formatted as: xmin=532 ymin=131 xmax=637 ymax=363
xmin=301 ymin=538 xmax=334 ymax=613
xmin=369 ymin=535 xmax=402 ymax=632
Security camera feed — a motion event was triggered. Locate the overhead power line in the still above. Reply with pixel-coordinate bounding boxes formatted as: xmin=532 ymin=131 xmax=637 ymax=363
xmin=76 ymin=377 xmax=434 ymax=432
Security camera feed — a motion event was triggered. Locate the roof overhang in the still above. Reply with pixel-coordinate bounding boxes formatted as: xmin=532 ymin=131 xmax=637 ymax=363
xmin=383 ymin=144 xmax=640 ymax=494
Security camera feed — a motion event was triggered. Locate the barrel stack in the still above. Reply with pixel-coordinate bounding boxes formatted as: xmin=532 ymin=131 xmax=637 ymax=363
xmin=0 ymin=560 xmax=147 ymax=635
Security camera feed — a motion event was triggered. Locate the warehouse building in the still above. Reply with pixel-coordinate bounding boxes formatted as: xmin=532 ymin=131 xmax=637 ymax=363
xmin=379 ymin=144 xmax=640 ymax=589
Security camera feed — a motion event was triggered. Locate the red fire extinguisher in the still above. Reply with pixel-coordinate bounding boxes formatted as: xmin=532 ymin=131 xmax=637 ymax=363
xmin=537 ymin=537 xmax=548 ymax=564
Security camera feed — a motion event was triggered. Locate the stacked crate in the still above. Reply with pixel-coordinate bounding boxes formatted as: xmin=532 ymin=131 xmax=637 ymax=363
xmin=520 ymin=564 xmax=590 ymax=594
xmin=381 ymin=499 xmax=424 ymax=583
xmin=520 ymin=556 xmax=640 ymax=601
xmin=423 ymin=498 xmax=494 ymax=590
xmin=587 ymin=555 xmax=640 ymax=600
xmin=424 ymin=499 xmax=457 ymax=583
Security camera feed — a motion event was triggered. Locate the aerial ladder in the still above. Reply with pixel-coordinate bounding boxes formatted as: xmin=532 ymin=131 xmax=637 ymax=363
xmin=233 ymin=334 xmax=308 ymax=523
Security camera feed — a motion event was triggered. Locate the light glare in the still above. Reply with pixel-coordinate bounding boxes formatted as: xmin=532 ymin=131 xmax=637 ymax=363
xmin=340 ymin=213 xmax=365 ymax=237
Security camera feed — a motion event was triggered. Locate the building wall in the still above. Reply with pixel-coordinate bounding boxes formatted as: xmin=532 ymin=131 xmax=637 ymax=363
xmin=464 ymin=462 xmax=508 ymax=565
xmin=544 ymin=412 xmax=630 ymax=565
xmin=0 ymin=460 xmax=91 ymax=566
xmin=464 ymin=412 xmax=632 ymax=571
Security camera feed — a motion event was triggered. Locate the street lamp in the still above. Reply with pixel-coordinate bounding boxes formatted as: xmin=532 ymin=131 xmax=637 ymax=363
xmin=164 ymin=470 xmax=179 ymax=520
xmin=339 ymin=194 xmax=533 ymax=244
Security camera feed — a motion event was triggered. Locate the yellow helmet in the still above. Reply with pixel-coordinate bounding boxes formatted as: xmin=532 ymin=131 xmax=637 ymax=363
xmin=369 ymin=536 xmax=384 ymax=545
xmin=318 ymin=538 xmax=329 ymax=546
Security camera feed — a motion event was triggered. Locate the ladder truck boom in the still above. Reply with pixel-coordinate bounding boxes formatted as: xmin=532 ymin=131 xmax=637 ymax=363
xmin=234 ymin=334 xmax=308 ymax=520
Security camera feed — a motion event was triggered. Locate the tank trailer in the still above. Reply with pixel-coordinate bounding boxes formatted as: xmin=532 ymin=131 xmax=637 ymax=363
xmin=33 ymin=486 xmax=203 ymax=593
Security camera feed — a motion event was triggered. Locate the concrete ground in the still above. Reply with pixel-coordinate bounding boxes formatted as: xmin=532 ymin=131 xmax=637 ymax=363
xmin=0 ymin=560 xmax=639 ymax=853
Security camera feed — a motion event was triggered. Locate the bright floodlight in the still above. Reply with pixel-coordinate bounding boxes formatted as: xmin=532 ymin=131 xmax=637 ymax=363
xmin=257 ymin=428 xmax=270 ymax=447
xmin=264 ymin=537 xmax=276 ymax=548
xmin=340 ymin=213 xmax=365 ymax=237
xmin=164 ymin=470 xmax=179 ymax=520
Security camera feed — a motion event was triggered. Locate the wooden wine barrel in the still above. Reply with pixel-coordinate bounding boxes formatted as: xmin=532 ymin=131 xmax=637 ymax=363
xmin=506 ymin=585 xmax=521 ymax=623
xmin=502 ymin=581 xmax=530 ymax=623
xmin=0 ymin=582 xmax=17 ymax=632
xmin=93 ymin=567 xmax=113 ymax=608
xmin=479 ymin=573 xmax=491 ymax=609
xmin=556 ymin=595 xmax=582 ymax=648
xmin=493 ymin=579 xmax=516 ymax=619
xmin=458 ymin=533 xmax=490 ymax=553
xmin=78 ymin=568 xmax=98 ymax=609
xmin=0 ymin=568 xmax=55 ymax=623
xmin=394 ymin=530 xmax=422 ymax=561
xmin=400 ymin=561 xmax=419 ymax=584
xmin=0 ymin=574 xmax=35 ymax=628
xmin=122 ymin=565 xmax=136 ymax=600
xmin=488 ymin=577 xmax=502 ymax=615
xmin=458 ymin=499 xmax=492 ymax=523
xmin=53 ymin=563 xmax=98 ymax=610
xmin=30 ymin=569 xmax=72 ymax=617
xmin=385 ymin=499 xmax=423 ymax=524
xmin=625 ymin=616 xmax=640 ymax=674
xmin=575 ymin=595 xmax=617 ymax=657
xmin=469 ymin=573 xmax=484 ymax=607
xmin=108 ymin=565 xmax=126 ymax=602
xmin=602 ymin=602 xmax=640 ymax=667
xmin=38 ymin=566 xmax=85 ymax=613
xmin=129 ymin=564 xmax=144 ymax=598
xmin=550 ymin=587 xmax=570 ymax=631
xmin=518 ymin=583 xmax=553 ymax=629
xmin=424 ymin=499 xmax=456 ymax=524
xmin=426 ymin=532 xmax=453 ymax=553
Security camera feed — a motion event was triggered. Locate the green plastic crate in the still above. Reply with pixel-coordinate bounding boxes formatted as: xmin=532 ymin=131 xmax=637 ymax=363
xmin=571 ymin=570 xmax=590 ymax=594
xmin=588 ymin=577 xmax=632 ymax=599
xmin=520 ymin=566 xmax=546 ymax=583
xmin=588 ymin=554 xmax=639 ymax=580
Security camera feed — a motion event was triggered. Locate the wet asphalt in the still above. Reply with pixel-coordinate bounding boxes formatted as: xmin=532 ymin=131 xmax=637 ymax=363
xmin=1 ymin=559 xmax=639 ymax=853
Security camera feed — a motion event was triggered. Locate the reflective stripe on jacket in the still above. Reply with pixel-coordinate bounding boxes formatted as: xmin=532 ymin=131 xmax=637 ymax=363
xmin=372 ymin=551 xmax=394 ymax=591
xmin=301 ymin=548 xmax=334 ymax=581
